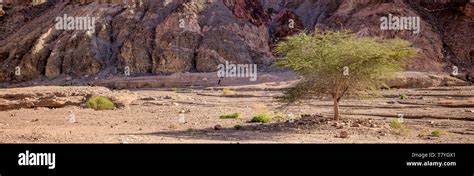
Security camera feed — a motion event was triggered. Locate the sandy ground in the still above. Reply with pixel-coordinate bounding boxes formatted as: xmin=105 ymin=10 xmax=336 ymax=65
xmin=0 ymin=83 xmax=473 ymax=143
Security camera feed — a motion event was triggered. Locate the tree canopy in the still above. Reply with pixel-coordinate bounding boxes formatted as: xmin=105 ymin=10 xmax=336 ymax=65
xmin=274 ymin=30 xmax=417 ymax=120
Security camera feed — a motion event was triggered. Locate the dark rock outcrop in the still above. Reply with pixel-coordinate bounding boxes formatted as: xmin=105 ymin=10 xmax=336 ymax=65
xmin=0 ymin=0 xmax=473 ymax=84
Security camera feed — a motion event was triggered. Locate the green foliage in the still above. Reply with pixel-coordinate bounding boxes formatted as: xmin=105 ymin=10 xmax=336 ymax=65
xmin=173 ymin=87 xmax=192 ymax=93
xmin=389 ymin=119 xmax=410 ymax=136
xmin=222 ymin=88 xmax=237 ymax=96
xmin=234 ymin=125 xmax=243 ymax=130
xmin=274 ymin=30 xmax=417 ymax=103
xmin=399 ymin=93 xmax=408 ymax=100
xmin=86 ymin=96 xmax=115 ymax=110
xmin=431 ymin=130 xmax=441 ymax=137
xmin=389 ymin=119 xmax=404 ymax=129
xmin=273 ymin=111 xmax=286 ymax=122
xmin=250 ymin=114 xmax=272 ymax=123
xmin=168 ymin=124 xmax=177 ymax=130
xmin=220 ymin=113 xmax=241 ymax=119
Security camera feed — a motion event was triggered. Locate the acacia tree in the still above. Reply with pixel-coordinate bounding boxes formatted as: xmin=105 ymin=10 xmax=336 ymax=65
xmin=274 ymin=30 xmax=417 ymax=121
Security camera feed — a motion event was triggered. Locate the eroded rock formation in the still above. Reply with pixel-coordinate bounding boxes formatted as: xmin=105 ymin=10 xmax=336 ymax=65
xmin=0 ymin=0 xmax=473 ymax=84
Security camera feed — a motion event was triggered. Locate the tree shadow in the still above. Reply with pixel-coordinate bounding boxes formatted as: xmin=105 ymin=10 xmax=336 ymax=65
xmin=117 ymin=115 xmax=328 ymax=142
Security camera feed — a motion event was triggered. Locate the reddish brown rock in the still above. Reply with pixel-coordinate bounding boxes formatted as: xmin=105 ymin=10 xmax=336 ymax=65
xmin=224 ymin=0 xmax=270 ymax=26
xmin=0 ymin=0 xmax=472 ymax=85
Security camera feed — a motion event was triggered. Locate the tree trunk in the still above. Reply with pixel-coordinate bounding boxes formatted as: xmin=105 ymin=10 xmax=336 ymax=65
xmin=333 ymin=98 xmax=339 ymax=121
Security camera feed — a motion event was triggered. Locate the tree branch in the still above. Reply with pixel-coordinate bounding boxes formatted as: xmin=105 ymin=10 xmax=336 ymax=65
xmin=337 ymin=86 xmax=349 ymax=102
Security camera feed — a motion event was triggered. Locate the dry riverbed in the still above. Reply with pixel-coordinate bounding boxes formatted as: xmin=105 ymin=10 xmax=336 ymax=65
xmin=0 ymin=83 xmax=473 ymax=143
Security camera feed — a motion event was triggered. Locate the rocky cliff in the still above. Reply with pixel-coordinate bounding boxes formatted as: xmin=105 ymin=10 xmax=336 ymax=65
xmin=0 ymin=0 xmax=473 ymax=84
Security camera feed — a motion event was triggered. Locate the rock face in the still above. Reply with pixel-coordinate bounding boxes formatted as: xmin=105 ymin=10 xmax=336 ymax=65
xmin=386 ymin=72 xmax=469 ymax=89
xmin=0 ymin=86 xmax=109 ymax=111
xmin=0 ymin=0 xmax=4 ymax=16
xmin=0 ymin=0 xmax=473 ymax=84
xmin=0 ymin=86 xmax=138 ymax=111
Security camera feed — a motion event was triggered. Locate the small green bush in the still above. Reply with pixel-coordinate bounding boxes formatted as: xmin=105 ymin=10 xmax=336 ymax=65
xmin=173 ymin=87 xmax=192 ymax=93
xmin=250 ymin=114 xmax=272 ymax=123
xmin=234 ymin=125 xmax=242 ymax=130
xmin=168 ymin=124 xmax=177 ymax=130
xmin=431 ymin=130 xmax=441 ymax=137
xmin=399 ymin=94 xmax=408 ymax=100
xmin=389 ymin=119 xmax=410 ymax=136
xmin=222 ymin=88 xmax=236 ymax=96
xmin=389 ymin=119 xmax=404 ymax=129
xmin=86 ymin=96 xmax=115 ymax=110
xmin=273 ymin=111 xmax=285 ymax=122
xmin=220 ymin=113 xmax=240 ymax=119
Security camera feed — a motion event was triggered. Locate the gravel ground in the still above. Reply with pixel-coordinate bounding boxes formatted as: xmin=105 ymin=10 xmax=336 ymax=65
xmin=0 ymin=85 xmax=473 ymax=143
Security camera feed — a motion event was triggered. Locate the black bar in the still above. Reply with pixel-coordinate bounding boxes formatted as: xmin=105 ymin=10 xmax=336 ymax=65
xmin=0 ymin=144 xmax=472 ymax=175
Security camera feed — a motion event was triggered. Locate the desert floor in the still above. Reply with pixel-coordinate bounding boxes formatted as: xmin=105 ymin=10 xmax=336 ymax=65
xmin=0 ymin=81 xmax=473 ymax=143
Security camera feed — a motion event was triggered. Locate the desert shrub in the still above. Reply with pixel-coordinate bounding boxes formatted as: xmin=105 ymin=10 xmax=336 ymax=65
xmin=250 ymin=114 xmax=272 ymax=123
xmin=222 ymin=88 xmax=236 ymax=96
xmin=389 ymin=119 xmax=404 ymax=129
xmin=168 ymin=124 xmax=177 ymax=130
xmin=389 ymin=119 xmax=410 ymax=135
xmin=399 ymin=93 xmax=408 ymax=100
xmin=234 ymin=125 xmax=243 ymax=130
xmin=86 ymin=96 xmax=114 ymax=110
xmin=173 ymin=87 xmax=192 ymax=93
xmin=431 ymin=130 xmax=441 ymax=137
xmin=220 ymin=113 xmax=240 ymax=119
xmin=273 ymin=111 xmax=285 ymax=122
